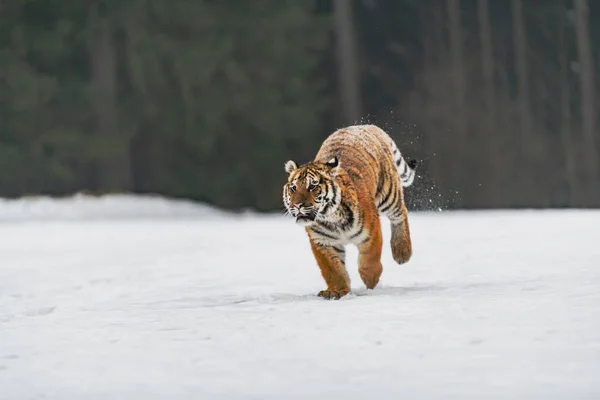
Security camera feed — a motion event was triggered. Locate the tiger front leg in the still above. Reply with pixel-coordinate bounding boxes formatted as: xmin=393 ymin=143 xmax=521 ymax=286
xmin=309 ymin=239 xmax=350 ymax=300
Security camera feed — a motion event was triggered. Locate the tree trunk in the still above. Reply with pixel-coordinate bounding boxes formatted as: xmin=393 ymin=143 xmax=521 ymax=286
xmin=478 ymin=0 xmax=495 ymax=125
xmin=558 ymin=0 xmax=577 ymax=205
xmin=574 ymin=0 xmax=599 ymax=203
xmin=511 ymin=0 xmax=533 ymax=203
xmin=447 ymin=0 xmax=467 ymax=201
xmin=477 ymin=0 xmax=497 ymax=204
xmin=89 ymin=3 xmax=132 ymax=192
xmin=512 ymin=0 xmax=532 ymax=143
xmin=447 ymin=0 xmax=466 ymax=134
xmin=333 ymin=0 xmax=362 ymax=125
xmin=416 ymin=3 xmax=447 ymax=205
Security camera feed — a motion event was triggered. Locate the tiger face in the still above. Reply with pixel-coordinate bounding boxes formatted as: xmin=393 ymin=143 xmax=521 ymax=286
xmin=283 ymin=157 xmax=341 ymax=226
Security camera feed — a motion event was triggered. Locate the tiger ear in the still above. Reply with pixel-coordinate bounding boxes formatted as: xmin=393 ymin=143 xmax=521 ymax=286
xmin=325 ymin=156 xmax=340 ymax=176
xmin=284 ymin=160 xmax=298 ymax=174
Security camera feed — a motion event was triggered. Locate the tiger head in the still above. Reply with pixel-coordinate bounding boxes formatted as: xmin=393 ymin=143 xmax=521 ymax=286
xmin=282 ymin=156 xmax=341 ymax=226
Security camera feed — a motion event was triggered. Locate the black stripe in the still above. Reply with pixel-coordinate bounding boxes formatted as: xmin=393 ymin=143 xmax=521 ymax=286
xmin=400 ymin=160 xmax=408 ymax=175
xmin=380 ymin=195 xmax=396 ymax=213
xmin=316 ymin=219 xmax=337 ymax=231
xmin=320 ymin=182 xmax=334 ymax=215
xmin=333 ymin=245 xmax=345 ymax=253
xmin=375 ymin=173 xmax=385 ymax=197
xmin=327 ymin=180 xmax=335 ymax=198
xmin=331 ymin=181 xmax=339 ymax=200
xmin=377 ymin=182 xmax=393 ymax=208
xmin=351 ymin=150 xmax=378 ymax=182
xmin=321 ymin=201 xmax=331 ymax=216
xmin=387 ymin=207 xmax=402 ymax=219
xmin=362 ymin=146 xmax=379 ymax=165
xmin=311 ymin=228 xmax=338 ymax=240
xmin=395 ymin=158 xmax=401 ymax=167
xmin=380 ymin=186 xmax=398 ymax=213
xmin=349 ymin=222 xmax=364 ymax=239
xmin=348 ymin=212 xmax=364 ymax=239
xmin=380 ymin=180 xmax=398 ymax=211
xmin=339 ymin=202 xmax=354 ymax=230
xmin=333 ymin=245 xmax=346 ymax=264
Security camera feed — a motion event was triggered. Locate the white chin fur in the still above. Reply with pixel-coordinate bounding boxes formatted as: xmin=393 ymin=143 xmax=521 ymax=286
xmin=295 ymin=218 xmax=315 ymax=227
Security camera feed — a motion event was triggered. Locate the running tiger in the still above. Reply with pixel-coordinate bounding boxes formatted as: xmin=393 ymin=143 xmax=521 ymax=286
xmin=282 ymin=124 xmax=417 ymax=299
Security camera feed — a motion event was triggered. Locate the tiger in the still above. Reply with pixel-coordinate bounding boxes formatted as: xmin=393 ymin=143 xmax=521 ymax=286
xmin=282 ymin=124 xmax=417 ymax=299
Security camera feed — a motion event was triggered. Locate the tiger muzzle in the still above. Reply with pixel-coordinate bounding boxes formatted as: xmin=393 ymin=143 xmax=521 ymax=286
xmin=293 ymin=205 xmax=316 ymax=223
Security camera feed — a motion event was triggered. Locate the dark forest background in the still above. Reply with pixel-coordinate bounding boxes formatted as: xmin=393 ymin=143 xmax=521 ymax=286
xmin=1 ymin=0 xmax=600 ymax=211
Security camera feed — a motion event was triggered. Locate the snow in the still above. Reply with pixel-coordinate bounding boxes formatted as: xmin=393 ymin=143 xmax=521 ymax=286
xmin=1 ymin=195 xmax=600 ymax=399
xmin=0 ymin=194 xmax=234 ymax=222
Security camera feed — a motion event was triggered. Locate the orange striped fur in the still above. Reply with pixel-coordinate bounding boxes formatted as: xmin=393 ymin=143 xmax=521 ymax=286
xmin=283 ymin=125 xmax=417 ymax=299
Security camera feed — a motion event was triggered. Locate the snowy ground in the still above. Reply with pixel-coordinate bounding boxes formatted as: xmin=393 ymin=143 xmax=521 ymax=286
xmin=1 ymin=195 xmax=600 ymax=399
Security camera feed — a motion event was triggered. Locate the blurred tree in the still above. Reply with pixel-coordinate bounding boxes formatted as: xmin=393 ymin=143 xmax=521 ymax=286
xmin=2 ymin=0 xmax=600 ymax=210
xmin=333 ymin=0 xmax=362 ymax=124
xmin=87 ymin=0 xmax=131 ymax=191
xmin=557 ymin=0 xmax=576 ymax=204
xmin=0 ymin=0 xmax=330 ymax=211
xmin=121 ymin=0 xmax=331 ymax=210
xmin=447 ymin=0 xmax=468 ymax=194
xmin=574 ymin=0 xmax=599 ymax=203
xmin=447 ymin=0 xmax=466 ymax=137
xmin=0 ymin=0 xmax=91 ymax=196
xmin=478 ymin=0 xmax=496 ymax=127
xmin=512 ymin=0 xmax=532 ymax=155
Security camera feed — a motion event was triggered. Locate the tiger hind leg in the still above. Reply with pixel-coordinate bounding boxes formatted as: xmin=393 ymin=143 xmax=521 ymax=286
xmin=357 ymin=214 xmax=384 ymax=289
xmin=386 ymin=196 xmax=413 ymax=264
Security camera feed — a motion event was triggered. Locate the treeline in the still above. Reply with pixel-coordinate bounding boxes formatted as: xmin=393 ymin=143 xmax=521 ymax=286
xmin=351 ymin=0 xmax=600 ymax=209
xmin=1 ymin=0 xmax=599 ymax=210
xmin=0 ymin=0 xmax=330 ymax=210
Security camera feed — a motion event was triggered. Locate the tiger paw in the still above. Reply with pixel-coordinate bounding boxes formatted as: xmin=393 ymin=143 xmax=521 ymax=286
xmin=317 ymin=289 xmax=350 ymax=300
xmin=391 ymin=244 xmax=412 ymax=264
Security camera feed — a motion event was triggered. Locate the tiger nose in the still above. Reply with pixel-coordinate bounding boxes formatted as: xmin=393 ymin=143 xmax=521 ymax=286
xmin=293 ymin=203 xmax=303 ymax=209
